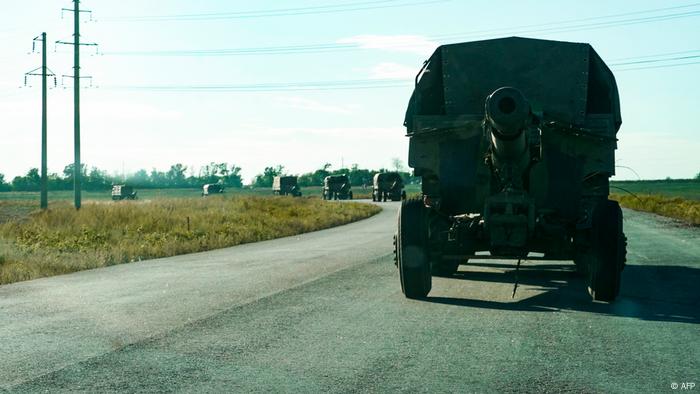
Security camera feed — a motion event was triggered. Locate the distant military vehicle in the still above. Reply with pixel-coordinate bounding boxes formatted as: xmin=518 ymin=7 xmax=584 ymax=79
xmin=202 ymin=184 xmax=224 ymax=196
xmin=395 ymin=37 xmax=626 ymax=302
xmin=273 ymin=176 xmax=302 ymax=197
xmin=323 ymin=175 xmax=353 ymax=200
xmin=373 ymin=172 xmax=406 ymax=202
xmin=111 ymin=185 xmax=137 ymax=201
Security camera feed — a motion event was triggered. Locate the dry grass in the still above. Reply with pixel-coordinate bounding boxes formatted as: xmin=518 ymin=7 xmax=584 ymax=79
xmin=612 ymin=193 xmax=700 ymax=225
xmin=0 ymin=196 xmax=380 ymax=285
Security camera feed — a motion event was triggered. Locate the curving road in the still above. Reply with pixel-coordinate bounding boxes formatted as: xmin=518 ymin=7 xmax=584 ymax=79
xmin=1 ymin=202 xmax=698 ymax=392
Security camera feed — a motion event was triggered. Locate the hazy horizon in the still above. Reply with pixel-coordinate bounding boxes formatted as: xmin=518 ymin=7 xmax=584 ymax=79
xmin=2 ymin=0 xmax=699 ymax=182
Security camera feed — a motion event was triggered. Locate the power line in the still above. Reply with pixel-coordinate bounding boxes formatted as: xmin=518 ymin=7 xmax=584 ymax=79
xmin=610 ymin=54 xmax=700 ymax=67
xmin=104 ymin=56 xmax=700 ymax=93
xmin=107 ymin=78 xmax=412 ymax=92
xmin=609 ymin=49 xmax=700 ymax=61
xmin=431 ymin=3 xmax=700 ymax=40
xmin=104 ymin=4 xmax=700 ymax=57
xmin=101 ymin=0 xmax=448 ymax=22
xmin=614 ymin=60 xmax=700 ymax=71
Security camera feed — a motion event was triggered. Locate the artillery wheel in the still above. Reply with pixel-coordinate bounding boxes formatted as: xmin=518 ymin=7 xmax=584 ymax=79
xmin=431 ymin=259 xmax=460 ymax=277
xmin=588 ymin=200 xmax=626 ymax=302
xmin=397 ymin=198 xmax=431 ymax=298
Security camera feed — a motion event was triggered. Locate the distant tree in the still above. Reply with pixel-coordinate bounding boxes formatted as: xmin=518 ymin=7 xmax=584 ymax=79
xmin=695 ymin=171 xmax=700 ymax=180
xmin=0 ymin=173 xmax=10 ymax=192
xmin=166 ymin=163 xmax=188 ymax=187
xmin=47 ymin=172 xmax=65 ymax=190
xmin=129 ymin=169 xmax=150 ymax=187
xmin=298 ymin=163 xmax=332 ymax=187
xmin=62 ymin=163 xmax=88 ymax=189
xmin=11 ymin=168 xmax=41 ymax=191
xmin=391 ymin=157 xmax=406 ymax=172
xmin=84 ymin=167 xmax=114 ymax=190
xmin=223 ymin=164 xmax=243 ymax=188
xmin=253 ymin=165 xmax=284 ymax=188
xmin=150 ymin=168 xmax=167 ymax=187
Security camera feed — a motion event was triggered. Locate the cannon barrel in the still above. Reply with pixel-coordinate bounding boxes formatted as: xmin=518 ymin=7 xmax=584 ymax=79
xmin=485 ymin=87 xmax=531 ymax=161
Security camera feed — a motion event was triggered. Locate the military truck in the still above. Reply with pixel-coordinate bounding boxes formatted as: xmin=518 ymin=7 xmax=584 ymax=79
xmin=373 ymin=172 xmax=406 ymax=202
xmin=202 ymin=184 xmax=224 ymax=196
xmin=323 ymin=175 xmax=353 ymax=200
xmin=395 ymin=37 xmax=626 ymax=302
xmin=273 ymin=176 xmax=302 ymax=197
xmin=111 ymin=185 xmax=137 ymax=201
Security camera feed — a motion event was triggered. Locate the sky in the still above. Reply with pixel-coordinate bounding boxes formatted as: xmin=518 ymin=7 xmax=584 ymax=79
xmin=0 ymin=0 xmax=699 ymax=183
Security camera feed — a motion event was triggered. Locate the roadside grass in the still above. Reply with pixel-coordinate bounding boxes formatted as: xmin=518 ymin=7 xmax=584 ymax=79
xmin=612 ymin=193 xmax=700 ymax=225
xmin=0 ymin=196 xmax=381 ymax=285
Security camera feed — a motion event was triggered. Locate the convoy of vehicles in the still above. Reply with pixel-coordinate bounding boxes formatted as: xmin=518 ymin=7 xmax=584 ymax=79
xmin=323 ymin=174 xmax=353 ymax=200
xmin=273 ymin=176 xmax=302 ymax=197
xmin=202 ymin=184 xmax=225 ymax=196
xmin=372 ymin=172 xmax=406 ymax=202
xmin=111 ymin=185 xmax=137 ymax=201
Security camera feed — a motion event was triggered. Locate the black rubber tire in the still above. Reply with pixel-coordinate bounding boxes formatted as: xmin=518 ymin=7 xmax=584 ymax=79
xmin=431 ymin=259 xmax=460 ymax=277
xmin=589 ymin=200 xmax=626 ymax=302
xmin=398 ymin=198 xmax=431 ymax=298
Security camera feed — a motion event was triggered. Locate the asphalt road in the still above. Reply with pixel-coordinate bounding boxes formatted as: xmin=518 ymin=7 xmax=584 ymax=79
xmin=1 ymin=202 xmax=698 ymax=393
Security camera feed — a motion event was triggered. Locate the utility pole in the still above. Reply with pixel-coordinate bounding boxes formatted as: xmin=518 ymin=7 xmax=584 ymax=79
xmin=25 ymin=33 xmax=56 ymax=210
xmin=73 ymin=1 xmax=81 ymax=209
xmin=57 ymin=1 xmax=97 ymax=209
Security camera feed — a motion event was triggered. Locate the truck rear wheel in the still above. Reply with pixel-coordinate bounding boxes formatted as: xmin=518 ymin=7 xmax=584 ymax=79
xmin=431 ymin=259 xmax=460 ymax=277
xmin=588 ymin=200 xmax=626 ymax=302
xmin=397 ymin=198 xmax=431 ymax=298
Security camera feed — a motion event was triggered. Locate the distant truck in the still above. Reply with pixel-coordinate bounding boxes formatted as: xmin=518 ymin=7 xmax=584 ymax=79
xmin=273 ymin=176 xmax=302 ymax=197
xmin=373 ymin=172 xmax=406 ymax=202
xmin=202 ymin=184 xmax=224 ymax=196
xmin=111 ymin=185 xmax=137 ymax=201
xmin=323 ymin=175 xmax=353 ymax=200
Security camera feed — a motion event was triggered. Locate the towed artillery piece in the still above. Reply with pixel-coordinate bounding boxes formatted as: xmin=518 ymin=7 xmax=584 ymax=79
xmin=323 ymin=175 xmax=353 ymax=200
xmin=373 ymin=172 xmax=406 ymax=202
xmin=395 ymin=37 xmax=626 ymax=302
xmin=273 ymin=176 xmax=302 ymax=197
xmin=202 ymin=183 xmax=224 ymax=196
xmin=111 ymin=185 xmax=137 ymax=201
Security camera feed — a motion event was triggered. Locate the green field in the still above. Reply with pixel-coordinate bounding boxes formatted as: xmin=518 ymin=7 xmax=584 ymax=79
xmin=0 ymin=184 xmax=423 ymax=206
xmin=0 ymin=187 xmax=273 ymax=202
xmin=611 ymin=180 xmax=700 ymax=200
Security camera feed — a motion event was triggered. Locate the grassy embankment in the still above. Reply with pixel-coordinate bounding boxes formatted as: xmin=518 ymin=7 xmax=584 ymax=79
xmin=610 ymin=179 xmax=700 ymax=225
xmin=0 ymin=196 xmax=380 ymax=285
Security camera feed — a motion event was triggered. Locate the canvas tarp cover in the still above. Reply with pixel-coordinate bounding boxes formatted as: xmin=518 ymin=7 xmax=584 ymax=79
xmin=405 ymin=37 xmax=621 ymax=131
